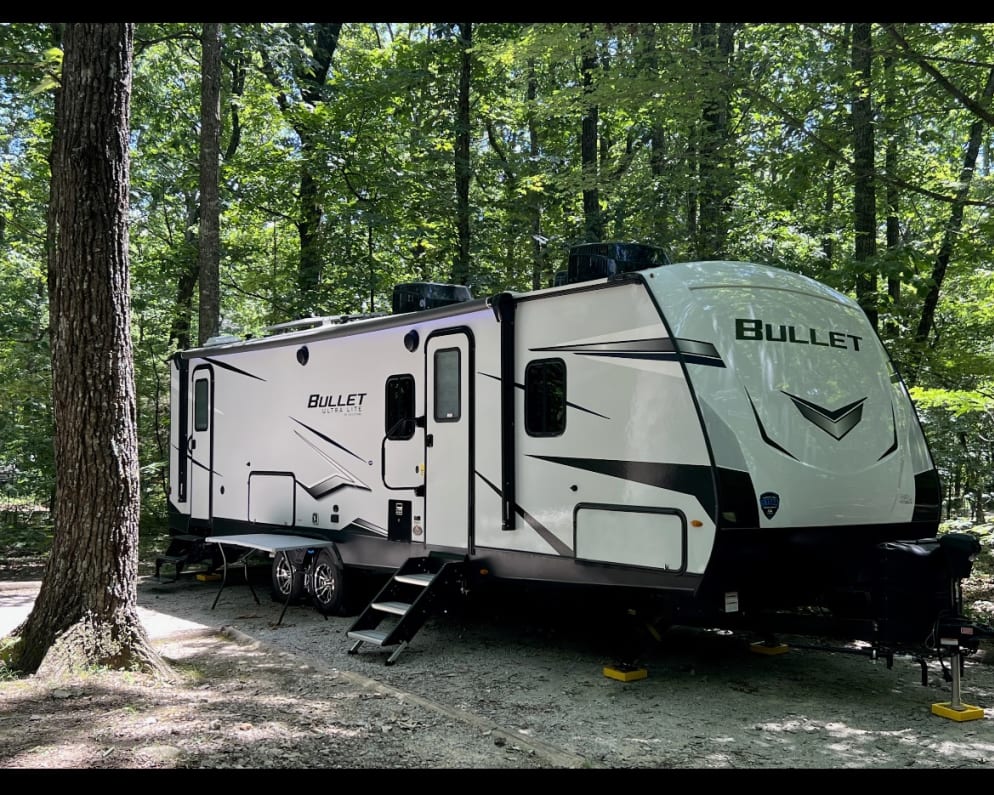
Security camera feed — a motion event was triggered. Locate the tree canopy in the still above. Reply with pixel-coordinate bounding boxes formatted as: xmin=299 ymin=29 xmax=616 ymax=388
xmin=1 ymin=21 xmax=992 ymax=528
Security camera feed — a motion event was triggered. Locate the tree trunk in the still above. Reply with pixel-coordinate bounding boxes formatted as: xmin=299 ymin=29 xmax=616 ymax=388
xmin=451 ymin=22 xmax=473 ymax=286
xmin=821 ymin=160 xmax=836 ymax=267
xmin=852 ymin=23 xmax=878 ymax=330
xmin=696 ymin=22 xmax=736 ymax=260
xmin=197 ymin=22 xmax=222 ymax=345
xmin=526 ymin=59 xmax=546 ymax=290
xmin=580 ymin=23 xmax=603 ymax=242
xmin=883 ymin=40 xmax=901 ymax=332
xmin=11 ymin=22 xmax=172 ymax=678
xmin=167 ymin=193 xmax=200 ymax=352
xmin=641 ymin=24 xmax=671 ymax=248
xmin=293 ymin=23 xmax=342 ymax=316
xmin=912 ymin=67 xmax=994 ymax=363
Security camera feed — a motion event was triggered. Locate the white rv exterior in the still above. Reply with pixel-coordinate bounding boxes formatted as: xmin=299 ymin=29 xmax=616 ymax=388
xmin=166 ymin=256 xmax=956 ymax=645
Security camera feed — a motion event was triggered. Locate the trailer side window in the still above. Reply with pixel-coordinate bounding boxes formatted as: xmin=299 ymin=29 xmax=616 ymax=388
xmin=385 ymin=374 xmax=416 ymax=439
xmin=433 ymin=348 xmax=461 ymax=422
xmin=194 ymin=377 xmax=210 ymax=431
xmin=525 ymin=358 xmax=566 ymax=436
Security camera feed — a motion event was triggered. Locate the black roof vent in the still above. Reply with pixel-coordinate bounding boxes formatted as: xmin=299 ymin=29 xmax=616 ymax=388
xmin=392 ymin=282 xmax=473 ymax=314
xmin=565 ymin=241 xmax=671 ymax=286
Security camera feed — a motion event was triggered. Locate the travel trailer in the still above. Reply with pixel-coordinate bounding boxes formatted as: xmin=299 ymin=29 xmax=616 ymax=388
xmin=162 ymin=242 xmax=990 ymax=674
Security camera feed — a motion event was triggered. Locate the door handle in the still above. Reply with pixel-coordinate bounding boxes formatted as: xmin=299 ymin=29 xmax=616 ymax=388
xmin=426 ymin=434 xmax=434 ymax=447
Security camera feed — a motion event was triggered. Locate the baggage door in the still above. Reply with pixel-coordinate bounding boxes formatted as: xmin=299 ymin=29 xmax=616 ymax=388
xmin=424 ymin=330 xmax=472 ymax=550
xmin=189 ymin=366 xmax=214 ymax=522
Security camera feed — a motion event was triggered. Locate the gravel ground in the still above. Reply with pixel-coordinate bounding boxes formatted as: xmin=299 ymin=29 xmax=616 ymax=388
xmin=1 ymin=566 xmax=993 ymax=770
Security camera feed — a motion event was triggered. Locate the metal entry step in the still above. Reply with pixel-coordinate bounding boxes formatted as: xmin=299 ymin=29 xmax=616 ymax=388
xmin=346 ymin=554 xmax=466 ymax=665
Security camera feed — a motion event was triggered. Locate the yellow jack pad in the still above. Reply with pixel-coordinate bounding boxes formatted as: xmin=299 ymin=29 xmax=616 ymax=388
xmin=750 ymin=641 xmax=789 ymax=656
xmin=931 ymin=702 xmax=985 ymax=722
xmin=196 ymin=573 xmax=222 ymax=582
xmin=603 ymin=665 xmax=648 ymax=682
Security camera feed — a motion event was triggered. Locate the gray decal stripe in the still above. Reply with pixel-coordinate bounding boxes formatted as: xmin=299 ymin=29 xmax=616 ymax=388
xmin=745 ymin=390 xmax=797 ymax=460
xmin=297 ymin=475 xmax=372 ymax=498
xmin=478 ymin=371 xmax=610 ymax=419
xmin=289 ymin=417 xmax=367 ymax=464
xmin=674 ymin=339 xmax=722 ymax=359
xmin=572 ymin=351 xmax=682 ymax=361
xmin=571 ymin=351 xmax=726 ymax=368
xmin=476 ymin=471 xmax=573 ymax=556
xmin=782 ymin=391 xmax=866 ymax=441
xmin=187 ymin=454 xmax=221 ymax=477
xmin=526 ymin=456 xmax=716 ymax=520
xmin=293 ymin=430 xmax=372 ymax=496
xmin=201 ymin=357 xmax=266 ymax=381
xmin=676 ymin=354 xmax=725 ymax=368
xmin=877 ymin=405 xmax=898 ymax=461
xmin=348 ymin=518 xmax=387 ymax=537
xmin=783 ymin=392 xmax=866 ymax=421
xmin=533 ymin=338 xmax=677 ymax=353
xmin=530 ymin=338 xmax=724 ymax=368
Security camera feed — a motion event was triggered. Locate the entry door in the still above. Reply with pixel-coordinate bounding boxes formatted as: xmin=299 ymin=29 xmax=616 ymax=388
xmin=189 ymin=367 xmax=214 ymax=521
xmin=424 ymin=331 xmax=472 ymax=549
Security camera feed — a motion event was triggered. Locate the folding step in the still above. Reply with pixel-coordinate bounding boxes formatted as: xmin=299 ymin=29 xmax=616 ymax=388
xmin=349 ymin=629 xmax=390 ymax=645
xmin=346 ymin=554 xmax=466 ymax=665
xmin=155 ymin=534 xmax=212 ymax=581
xmin=371 ymin=600 xmax=411 ymax=615
xmin=394 ymin=572 xmax=434 ymax=586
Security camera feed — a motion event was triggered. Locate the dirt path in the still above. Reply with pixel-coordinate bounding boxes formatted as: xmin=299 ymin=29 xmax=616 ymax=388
xmin=2 ymin=574 xmax=992 ymax=769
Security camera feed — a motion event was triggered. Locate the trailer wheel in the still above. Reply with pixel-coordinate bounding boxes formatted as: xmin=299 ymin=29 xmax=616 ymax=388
xmin=309 ymin=548 xmax=345 ymax=616
xmin=270 ymin=550 xmax=305 ymax=605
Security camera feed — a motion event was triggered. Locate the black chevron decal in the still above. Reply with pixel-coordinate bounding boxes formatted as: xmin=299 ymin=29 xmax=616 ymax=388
xmin=783 ymin=392 xmax=866 ymax=440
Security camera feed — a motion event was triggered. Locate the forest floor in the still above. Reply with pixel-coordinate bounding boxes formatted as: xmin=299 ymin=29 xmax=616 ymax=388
xmin=0 ymin=521 xmax=993 ymax=772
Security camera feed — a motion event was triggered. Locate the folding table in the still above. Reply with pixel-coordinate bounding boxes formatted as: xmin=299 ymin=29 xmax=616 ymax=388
xmin=204 ymin=533 xmax=336 ymax=625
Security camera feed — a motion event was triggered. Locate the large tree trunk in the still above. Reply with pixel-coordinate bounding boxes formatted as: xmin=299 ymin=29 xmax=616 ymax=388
xmin=293 ymin=23 xmax=342 ymax=316
xmin=167 ymin=193 xmax=200 ymax=352
xmin=640 ymin=24 xmax=672 ymax=248
xmin=852 ymin=23 xmax=878 ymax=330
xmin=10 ymin=23 xmax=172 ymax=679
xmin=696 ymin=22 xmax=736 ymax=260
xmin=197 ymin=22 xmax=222 ymax=345
xmin=450 ymin=22 xmax=472 ymax=286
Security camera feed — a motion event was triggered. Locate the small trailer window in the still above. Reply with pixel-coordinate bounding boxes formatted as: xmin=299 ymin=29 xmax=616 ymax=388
xmin=525 ymin=358 xmax=566 ymax=436
xmin=434 ymin=348 xmax=461 ymax=422
xmin=194 ymin=377 xmax=210 ymax=431
xmin=385 ymin=374 xmax=416 ymax=439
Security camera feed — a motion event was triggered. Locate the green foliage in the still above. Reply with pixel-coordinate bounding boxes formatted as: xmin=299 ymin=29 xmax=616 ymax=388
xmin=0 ymin=27 xmax=55 ymax=502
xmin=0 ymin=508 xmax=51 ymax=552
xmin=911 ymin=388 xmax=992 ymax=417
xmin=0 ymin=636 xmax=23 ymax=681
xmin=1 ymin=21 xmax=994 ymax=527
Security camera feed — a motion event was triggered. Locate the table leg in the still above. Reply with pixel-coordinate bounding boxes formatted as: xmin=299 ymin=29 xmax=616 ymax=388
xmin=276 ymin=549 xmax=308 ymax=626
xmin=211 ymin=546 xmax=262 ymax=609
xmin=210 ymin=545 xmax=228 ymax=610
xmin=244 ymin=550 xmax=261 ymax=605
xmin=277 ymin=587 xmax=292 ymax=625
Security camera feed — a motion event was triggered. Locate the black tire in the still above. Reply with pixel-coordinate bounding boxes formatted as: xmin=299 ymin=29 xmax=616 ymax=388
xmin=270 ymin=550 xmax=305 ymax=605
xmin=308 ymin=547 xmax=346 ymax=616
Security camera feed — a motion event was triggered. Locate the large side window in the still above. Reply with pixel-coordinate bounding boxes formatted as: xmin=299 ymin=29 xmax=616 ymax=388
xmin=525 ymin=358 xmax=566 ymax=436
xmin=194 ymin=377 xmax=210 ymax=431
xmin=385 ymin=374 xmax=415 ymax=439
xmin=433 ymin=347 xmax=461 ymax=422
